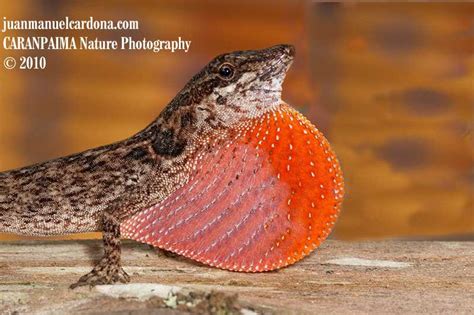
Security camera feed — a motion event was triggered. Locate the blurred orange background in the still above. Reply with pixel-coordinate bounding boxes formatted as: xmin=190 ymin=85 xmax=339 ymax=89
xmin=0 ymin=1 xmax=472 ymax=241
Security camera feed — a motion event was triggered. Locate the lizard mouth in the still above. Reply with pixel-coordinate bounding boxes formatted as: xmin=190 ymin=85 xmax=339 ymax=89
xmin=234 ymin=44 xmax=295 ymax=79
xmin=262 ymin=44 xmax=295 ymax=75
xmin=265 ymin=52 xmax=293 ymax=79
xmin=242 ymin=44 xmax=294 ymax=95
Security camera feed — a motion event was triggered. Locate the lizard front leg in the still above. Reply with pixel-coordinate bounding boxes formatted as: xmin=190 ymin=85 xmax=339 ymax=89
xmin=70 ymin=211 xmax=130 ymax=289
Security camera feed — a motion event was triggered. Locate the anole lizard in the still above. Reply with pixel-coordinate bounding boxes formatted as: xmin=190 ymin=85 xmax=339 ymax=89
xmin=0 ymin=44 xmax=344 ymax=288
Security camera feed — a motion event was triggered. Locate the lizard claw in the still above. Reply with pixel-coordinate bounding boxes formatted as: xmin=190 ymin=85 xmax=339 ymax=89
xmin=70 ymin=258 xmax=130 ymax=289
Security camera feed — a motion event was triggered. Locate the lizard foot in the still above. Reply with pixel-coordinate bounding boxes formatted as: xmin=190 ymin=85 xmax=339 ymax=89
xmin=70 ymin=258 xmax=130 ymax=289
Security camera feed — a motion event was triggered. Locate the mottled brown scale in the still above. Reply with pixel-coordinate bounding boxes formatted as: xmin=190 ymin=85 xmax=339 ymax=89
xmin=0 ymin=44 xmax=344 ymax=287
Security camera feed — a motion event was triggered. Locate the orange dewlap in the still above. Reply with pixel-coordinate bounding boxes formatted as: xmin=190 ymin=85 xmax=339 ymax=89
xmin=121 ymin=103 xmax=344 ymax=272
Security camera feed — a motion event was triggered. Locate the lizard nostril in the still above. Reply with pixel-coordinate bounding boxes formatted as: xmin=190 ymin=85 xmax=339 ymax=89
xmin=283 ymin=45 xmax=295 ymax=57
xmin=272 ymin=44 xmax=295 ymax=58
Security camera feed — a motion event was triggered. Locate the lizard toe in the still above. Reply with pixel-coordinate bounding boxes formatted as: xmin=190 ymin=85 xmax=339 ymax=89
xmin=70 ymin=260 xmax=130 ymax=289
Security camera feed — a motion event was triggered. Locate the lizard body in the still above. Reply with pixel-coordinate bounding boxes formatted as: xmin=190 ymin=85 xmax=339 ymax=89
xmin=0 ymin=45 xmax=344 ymax=287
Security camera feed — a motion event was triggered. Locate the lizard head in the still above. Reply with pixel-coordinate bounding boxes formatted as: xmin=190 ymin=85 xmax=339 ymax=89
xmin=152 ymin=45 xmax=295 ymax=157
xmin=201 ymin=44 xmax=295 ymax=119
xmin=160 ymin=44 xmax=295 ymax=130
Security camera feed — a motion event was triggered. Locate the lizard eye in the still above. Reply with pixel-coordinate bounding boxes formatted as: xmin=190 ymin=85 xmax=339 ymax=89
xmin=218 ymin=63 xmax=235 ymax=80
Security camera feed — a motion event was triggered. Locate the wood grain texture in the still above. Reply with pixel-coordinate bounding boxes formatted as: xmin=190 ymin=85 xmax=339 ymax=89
xmin=0 ymin=240 xmax=473 ymax=314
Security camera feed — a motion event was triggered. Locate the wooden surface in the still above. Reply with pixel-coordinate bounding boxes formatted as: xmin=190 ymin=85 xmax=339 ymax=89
xmin=0 ymin=240 xmax=472 ymax=314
